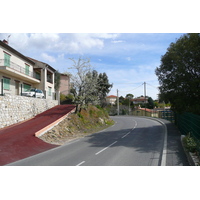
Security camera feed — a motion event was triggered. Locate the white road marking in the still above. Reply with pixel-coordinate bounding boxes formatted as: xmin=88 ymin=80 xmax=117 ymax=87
xmin=147 ymin=118 xmax=167 ymax=166
xmin=121 ymin=132 xmax=130 ymax=138
xmin=95 ymin=141 xmax=117 ymax=155
xmin=121 ymin=119 xmax=138 ymax=139
xmin=76 ymin=161 xmax=85 ymax=166
xmin=133 ymin=119 xmax=138 ymax=128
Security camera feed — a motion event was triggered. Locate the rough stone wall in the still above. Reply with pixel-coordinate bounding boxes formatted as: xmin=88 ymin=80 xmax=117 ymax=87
xmin=0 ymin=94 xmax=58 ymax=129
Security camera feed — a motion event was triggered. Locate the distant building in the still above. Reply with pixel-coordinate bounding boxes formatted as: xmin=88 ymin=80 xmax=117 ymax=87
xmin=132 ymin=96 xmax=148 ymax=104
xmin=106 ymin=95 xmax=117 ymax=105
xmin=59 ymin=73 xmax=70 ymax=96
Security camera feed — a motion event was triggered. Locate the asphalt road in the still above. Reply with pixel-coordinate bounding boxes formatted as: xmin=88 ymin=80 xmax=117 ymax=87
xmin=7 ymin=116 xmax=166 ymax=166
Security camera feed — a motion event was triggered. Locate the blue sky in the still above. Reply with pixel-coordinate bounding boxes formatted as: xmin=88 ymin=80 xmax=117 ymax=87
xmin=0 ymin=33 xmax=185 ymax=99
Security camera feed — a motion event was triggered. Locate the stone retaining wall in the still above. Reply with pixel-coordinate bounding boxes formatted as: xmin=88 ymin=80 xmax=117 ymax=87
xmin=0 ymin=94 xmax=58 ymax=129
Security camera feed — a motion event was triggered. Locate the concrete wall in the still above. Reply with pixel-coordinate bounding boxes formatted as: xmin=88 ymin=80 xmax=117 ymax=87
xmin=0 ymin=94 xmax=58 ymax=129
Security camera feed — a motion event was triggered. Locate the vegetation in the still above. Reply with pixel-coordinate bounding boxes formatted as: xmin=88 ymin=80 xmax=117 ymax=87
xmin=155 ymin=33 xmax=200 ymax=114
xmin=54 ymin=70 xmax=61 ymax=90
xmin=69 ymin=57 xmax=112 ymax=112
xmin=182 ymin=133 xmax=197 ymax=153
xmin=39 ymin=105 xmax=114 ymax=145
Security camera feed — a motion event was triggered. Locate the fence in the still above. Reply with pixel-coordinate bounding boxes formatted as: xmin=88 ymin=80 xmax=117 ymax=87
xmin=175 ymin=112 xmax=200 ymax=139
xmin=159 ymin=110 xmax=175 ymax=123
xmin=175 ymin=112 xmax=200 ymax=153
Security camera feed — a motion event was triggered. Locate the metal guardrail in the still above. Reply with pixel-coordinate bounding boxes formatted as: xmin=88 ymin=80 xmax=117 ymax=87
xmin=0 ymin=59 xmax=39 ymax=80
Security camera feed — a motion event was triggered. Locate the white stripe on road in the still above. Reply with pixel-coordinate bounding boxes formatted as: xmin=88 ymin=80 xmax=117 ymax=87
xmin=121 ymin=119 xmax=138 ymax=139
xmin=76 ymin=161 xmax=85 ymax=166
xmin=95 ymin=141 xmax=118 ymax=155
xmin=121 ymin=132 xmax=130 ymax=138
xmin=133 ymin=119 xmax=138 ymax=128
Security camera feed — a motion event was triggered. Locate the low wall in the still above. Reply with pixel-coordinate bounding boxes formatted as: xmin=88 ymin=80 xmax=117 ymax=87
xmin=0 ymin=94 xmax=58 ymax=129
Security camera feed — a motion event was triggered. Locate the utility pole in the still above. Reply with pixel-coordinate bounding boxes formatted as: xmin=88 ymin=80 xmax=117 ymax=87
xmin=144 ymin=82 xmax=146 ymax=116
xmin=117 ymin=89 xmax=119 ymax=115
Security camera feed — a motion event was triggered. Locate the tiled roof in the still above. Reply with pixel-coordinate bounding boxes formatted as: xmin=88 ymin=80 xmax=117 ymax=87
xmin=139 ymin=108 xmax=153 ymax=113
xmin=107 ymin=95 xmax=117 ymax=98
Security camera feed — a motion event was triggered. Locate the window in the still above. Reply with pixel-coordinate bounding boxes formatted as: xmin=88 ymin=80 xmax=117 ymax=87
xmin=4 ymin=53 xmax=10 ymax=67
xmin=25 ymin=64 xmax=30 ymax=76
xmin=3 ymin=77 xmax=10 ymax=90
xmin=35 ymin=72 xmax=41 ymax=80
xmin=23 ymin=83 xmax=31 ymax=92
xmin=48 ymin=87 xmax=52 ymax=96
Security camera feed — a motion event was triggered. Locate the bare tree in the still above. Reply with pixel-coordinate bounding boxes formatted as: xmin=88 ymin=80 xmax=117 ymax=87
xmin=69 ymin=57 xmax=98 ymax=112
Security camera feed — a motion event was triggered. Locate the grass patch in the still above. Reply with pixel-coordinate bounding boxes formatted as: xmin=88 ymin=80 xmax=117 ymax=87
xmin=39 ymin=105 xmax=114 ymax=145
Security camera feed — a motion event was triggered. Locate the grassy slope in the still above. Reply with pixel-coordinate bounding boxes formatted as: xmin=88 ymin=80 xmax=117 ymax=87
xmin=39 ymin=105 xmax=114 ymax=145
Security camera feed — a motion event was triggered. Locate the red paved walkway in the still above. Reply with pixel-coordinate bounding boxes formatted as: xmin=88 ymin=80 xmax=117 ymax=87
xmin=0 ymin=104 xmax=76 ymax=166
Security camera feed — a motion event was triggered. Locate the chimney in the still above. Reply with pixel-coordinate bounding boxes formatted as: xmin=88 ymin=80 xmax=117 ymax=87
xmin=3 ymin=39 xmax=8 ymax=45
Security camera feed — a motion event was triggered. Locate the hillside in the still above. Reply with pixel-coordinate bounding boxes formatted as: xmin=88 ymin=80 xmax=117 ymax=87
xmin=39 ymin=105 xmax=114 ymax=145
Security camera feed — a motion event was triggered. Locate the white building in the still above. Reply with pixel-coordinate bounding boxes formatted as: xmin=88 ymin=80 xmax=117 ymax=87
xmin=0 ymin=39 xmax=57 ymax=100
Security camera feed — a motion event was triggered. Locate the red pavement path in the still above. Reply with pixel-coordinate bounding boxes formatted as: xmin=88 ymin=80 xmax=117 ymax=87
xmin=0 ymin=104 xmax=76 ymax=166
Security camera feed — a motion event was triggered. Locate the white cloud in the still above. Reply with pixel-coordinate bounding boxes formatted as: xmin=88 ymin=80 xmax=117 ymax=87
xmin=126 ymin=57 xmax=131 ymax=61
xmin=95 ymin=62 xmax=159 ymax=99
xmin=111 ymin=40 xmax=124 ymax=43
xmin=41 ymin=53 xmax=56 ymax=63
xmin=92 ymin=33 xmax=119 ymax=39
xmin=29 ymin=33 xmax=60 ymax=50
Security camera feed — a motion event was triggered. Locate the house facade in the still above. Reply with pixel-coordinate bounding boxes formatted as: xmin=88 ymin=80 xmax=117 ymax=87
xmin=0 ymin=39 xmax=56 ymax=100
xmin=132 ymin=96 xmax=148 ymax=104
xmin=59 ymin=73 xmax=70 ymax=96
xmin=27 ymin=57 xmax=56 ymax=99
xmin=106 ymin=95 xmax=117 ymax=105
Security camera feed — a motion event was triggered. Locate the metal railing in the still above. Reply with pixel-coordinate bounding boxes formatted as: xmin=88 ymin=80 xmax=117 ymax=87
xmin=0 ymin=59 xmax=39 ymax=80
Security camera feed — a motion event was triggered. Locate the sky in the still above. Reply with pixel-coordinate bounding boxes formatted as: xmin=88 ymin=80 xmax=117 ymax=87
xmin=0 ymin=33 xmax=185 ymax=100
xmin=1 ymin=0 xmax=199 ymax=197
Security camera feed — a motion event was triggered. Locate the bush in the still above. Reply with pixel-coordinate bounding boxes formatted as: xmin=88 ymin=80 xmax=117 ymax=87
xmin=60 ymin=93 xmax=66 ymax=103
xmin=66 ymin=94 xmax=74 ymax=103
xmin=183 ymin=133 xmax=197 ymax=153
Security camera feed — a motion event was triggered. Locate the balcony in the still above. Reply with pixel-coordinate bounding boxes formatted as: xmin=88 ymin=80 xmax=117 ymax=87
xmin=0 ymin=59 xmax=40 ymax=84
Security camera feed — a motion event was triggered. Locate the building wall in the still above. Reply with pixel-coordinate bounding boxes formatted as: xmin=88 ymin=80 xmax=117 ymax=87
xmin=106 ymin=97 xmax=116 ymax=105
xmin=60 ymin=74 xmax=70 ymax=95
xmin=0 ymin=72 xmax=38 ymax=96
xmin=32 ymin=62 xmax=55 ymax=100
xmin=0 ymin=94 xmax=58 ymax=129
xmin=0 ymin=44 xmax=40 ymax=96
xmin=0 ymin=45 xmax=34 ymax=75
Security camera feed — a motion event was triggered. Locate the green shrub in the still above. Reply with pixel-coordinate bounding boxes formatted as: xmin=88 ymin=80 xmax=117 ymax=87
xmin=77 ymin=112 xmax=83 ymax=119
xmin=60 ymin=93 xmax=66 ymax=103
xmin=183 ymin=133 xmax=197 ymax=153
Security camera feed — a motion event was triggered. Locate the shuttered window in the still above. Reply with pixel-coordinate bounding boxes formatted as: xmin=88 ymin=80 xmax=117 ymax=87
xmin=4 ymin=53 xmax=10 ymax=67
xmin=48 ymin=87 xmax=52 ymax=96
xmin=23 ymin=83 xmax=31 ymax=92
xmin=3 ymin=77 xmax=10 ymax=90
xmin=25 ymin=64 xmax=30 ymax=75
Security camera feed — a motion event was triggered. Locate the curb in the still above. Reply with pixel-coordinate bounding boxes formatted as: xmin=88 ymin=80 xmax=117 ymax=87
xmin=35 ymin=107 xmax=76 ymax=137
xmin=181 ymin=135 xmax=199 ymax=166
xmin=137 ymin=116 xmax=168 ymax=166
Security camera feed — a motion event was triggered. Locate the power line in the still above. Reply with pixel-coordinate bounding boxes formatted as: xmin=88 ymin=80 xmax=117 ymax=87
xmin=146 ymin=82 xmax=159 ymax=89
xmin=118 ymin=83 xmax=143 ymax=93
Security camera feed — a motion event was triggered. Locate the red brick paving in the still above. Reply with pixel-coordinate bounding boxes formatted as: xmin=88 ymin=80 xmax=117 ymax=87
xmin=0 ymin=104 xmax=76 ymax=165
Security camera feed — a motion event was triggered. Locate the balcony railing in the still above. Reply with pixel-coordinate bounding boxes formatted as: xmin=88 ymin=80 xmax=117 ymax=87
xmin=0 ymin=59 xmax=40 ymax=80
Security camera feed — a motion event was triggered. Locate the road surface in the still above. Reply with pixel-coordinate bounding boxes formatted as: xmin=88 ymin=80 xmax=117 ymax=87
xmin=7 ymin=116 xmax=166 ymax=166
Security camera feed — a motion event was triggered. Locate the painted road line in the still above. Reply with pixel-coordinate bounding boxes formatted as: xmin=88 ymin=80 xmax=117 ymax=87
xmin=133 ymin=119 xmax=138 ymax=128
xmin=121 ymin=119 xmax=138 ymax=139
xmin=95 ymin=141 xmax=118 ymax=155
xmin=76 ymin=161 xmax=85 ymax=166
xmin=121 ymin=132 xmax=130 ymax=138
xmin=148 ymin=118 xmax=167 ymax=166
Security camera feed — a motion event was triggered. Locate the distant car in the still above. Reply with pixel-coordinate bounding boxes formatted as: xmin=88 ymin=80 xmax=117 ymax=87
xmin=22 ymin=88 xmax=45 ymax=98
